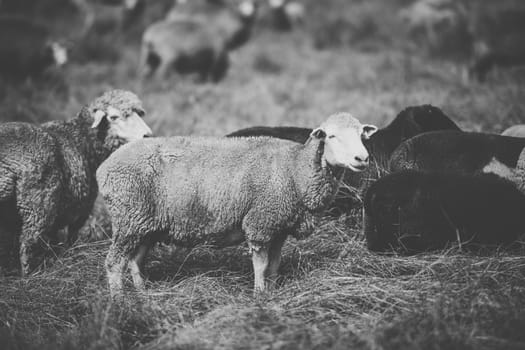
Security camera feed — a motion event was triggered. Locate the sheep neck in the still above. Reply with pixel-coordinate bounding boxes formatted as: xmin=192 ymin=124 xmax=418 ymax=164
xmin=294 ymin=137 xmax=345 ymax=212
xmin=43 ymin=108 xmax=117 ymax=173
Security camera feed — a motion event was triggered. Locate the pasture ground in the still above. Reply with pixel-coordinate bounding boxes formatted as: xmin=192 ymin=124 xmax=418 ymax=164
xmin=1 ymin=1 xmax=525 ymax=349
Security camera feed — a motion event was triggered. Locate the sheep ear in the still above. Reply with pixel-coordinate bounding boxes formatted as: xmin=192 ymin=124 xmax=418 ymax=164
xmin=311 ymin=128 xmax=326 ymax=140
xmin=91 ymin=109 xmax=106 ymax=128
xmin=361 ymin=124 xmax=378 ymax=139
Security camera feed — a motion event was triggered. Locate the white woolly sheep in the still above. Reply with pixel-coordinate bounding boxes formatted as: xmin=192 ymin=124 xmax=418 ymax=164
xmin=97 ymin=112 xmax=377 ymax=297
xmin=227 ymin=105 xmax=460 ymax=210
xmin=0 ymin=89 xmax=152 ymax=275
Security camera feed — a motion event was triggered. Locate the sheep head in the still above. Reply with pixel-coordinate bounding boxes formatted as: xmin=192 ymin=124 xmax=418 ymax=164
xmin=311 ymin=112 xmax=377 ymax=172
xmin=89 ymin=90 xmax=152 ymax=148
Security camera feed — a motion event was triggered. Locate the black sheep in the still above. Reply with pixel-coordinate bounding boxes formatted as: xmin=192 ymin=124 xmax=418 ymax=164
xmin=364 ymin=171 xmax=525 ymax=254
xmin=389 ymin=131 xmax=525 ymax=184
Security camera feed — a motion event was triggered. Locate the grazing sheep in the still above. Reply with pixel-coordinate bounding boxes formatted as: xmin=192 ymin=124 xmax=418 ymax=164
xmin=502 ymin=124 xmax=525 ymax=138
xmin=227 ymin=105 xmax=460 ymax=203
xmin=0 ymin=90 xmax=152 ymax=275
xmin=398 ymin=0 xmax=470 ymax=57
xmin=267 ymin=0 xmax=305 ymax=31
xmin=364 ymin=170 xmax=525 ymax=254
xmin=0 ymin=16 xmax=68 ymax=81
xmin=97 ymin=112 xmax=377 ymax=297
xmin=389 ymin=130 xmax=525 ymax=184
xmin=140 ymin=0 xmax=257 ymax=81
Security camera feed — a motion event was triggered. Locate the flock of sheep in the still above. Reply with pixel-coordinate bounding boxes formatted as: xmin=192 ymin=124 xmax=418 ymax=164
xmin=1 ymin=87 xmax=525 ymax=297
xmin=1 ymin=0 xmax=525 ymax=300
xmin=0 ymin=0 xmax=304 ymax=82
xmin=1 ymin=0 xmax=524 ymax=83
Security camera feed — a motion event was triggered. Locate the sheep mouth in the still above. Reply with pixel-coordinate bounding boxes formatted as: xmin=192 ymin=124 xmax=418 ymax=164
xmin=348 ymin=164 xmax=367 ymax=172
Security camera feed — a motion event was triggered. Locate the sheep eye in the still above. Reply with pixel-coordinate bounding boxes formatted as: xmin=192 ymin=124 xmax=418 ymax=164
xmin=109 ymin=115 xmax=119 ymax=121
xmin=328 ymin=135 xmax=335 ymax=139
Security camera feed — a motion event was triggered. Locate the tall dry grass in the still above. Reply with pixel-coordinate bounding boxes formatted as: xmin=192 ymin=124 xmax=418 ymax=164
xmin=1 ymin=0 xmax=525 ymax=349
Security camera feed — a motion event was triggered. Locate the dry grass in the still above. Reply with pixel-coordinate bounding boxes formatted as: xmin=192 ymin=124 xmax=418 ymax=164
xmin=1 ymin=0 xmax=525 ymax=349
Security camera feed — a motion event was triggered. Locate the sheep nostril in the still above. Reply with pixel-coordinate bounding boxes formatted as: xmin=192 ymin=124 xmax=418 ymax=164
xmin=355 ymin=156 xmax=369 ymax=163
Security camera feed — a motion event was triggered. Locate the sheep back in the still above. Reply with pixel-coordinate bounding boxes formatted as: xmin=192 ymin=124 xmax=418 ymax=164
xmin=364 ymin=170 xmax=525 ymax=253
xmin=97 ymin=136 xmax=320 ymax=247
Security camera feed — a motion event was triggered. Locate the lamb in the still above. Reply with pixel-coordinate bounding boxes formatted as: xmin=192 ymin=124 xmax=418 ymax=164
xmin=139 ymin=0 xmax=257 ymax=81
xmin=501 ymin=124 xmax=525 ymax=138
xmin=389 ymin=130 xmax=525 ymax=184
xmin=97 ymin=112 xmax=377 ymax=297
xmin=227 ymin=105 xmax=461 ymax=203
xmin=0 ymin=89 xmax=152 ymax=275
xmin=0 ymin=16 xmax=68 ymax=81
xmin=364 ymin=170 xmax=525 ymax=254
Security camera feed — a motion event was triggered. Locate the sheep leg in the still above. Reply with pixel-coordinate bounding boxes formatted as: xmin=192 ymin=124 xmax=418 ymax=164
xmin=18 ymin=190 xmax=59 ymax=276
xmin=250 ymin=242 xmax=269 ymax=295
xmin=67 ymin=213 xmax=90 ymax=246
xmin=19 ymin=233 xmax=46 ymax=276
xmin=105 ymin=243 xmax=128 ymax=298
xmin=128 ymin=244 xmax=149 ymax=291
xmin=210 ymin=51 xmax=229 ymax=83
xmin=265 ymin=234 xmax=287 ymax=289
xmin=154 ymin=57 xmax=174 ymax=80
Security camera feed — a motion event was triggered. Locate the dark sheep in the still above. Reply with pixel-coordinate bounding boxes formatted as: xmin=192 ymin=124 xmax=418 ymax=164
xmin=389 ymin=131 xmax=525 ymax=184
xmin=227 ymin=105 xmax=461 ymax=206
xmin=0 ymin=16 xmax=67 ymax=81
xmin=364 ymin=170 xmax=525 ymax=254
xmin=0 ymin=90 xmax=152 ymax=275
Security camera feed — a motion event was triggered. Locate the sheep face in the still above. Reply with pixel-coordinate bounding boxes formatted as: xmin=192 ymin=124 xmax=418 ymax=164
xmin=92 ymin=106 xmax=152 ymax=142
xmin=312 ymin=113 xmax=378 ymax=172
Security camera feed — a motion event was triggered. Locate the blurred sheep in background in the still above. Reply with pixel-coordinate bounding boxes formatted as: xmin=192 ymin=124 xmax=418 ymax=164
xmin=140 ymin=0 xmax=258 ymax=82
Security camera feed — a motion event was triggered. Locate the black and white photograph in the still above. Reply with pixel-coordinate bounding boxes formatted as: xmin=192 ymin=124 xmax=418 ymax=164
xmin=1 ymin=0 xmax=525 ymax=349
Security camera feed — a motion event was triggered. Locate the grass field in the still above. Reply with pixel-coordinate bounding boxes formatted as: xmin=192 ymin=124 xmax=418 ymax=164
xmin=1 ymin=0 xmax=525 ymax=349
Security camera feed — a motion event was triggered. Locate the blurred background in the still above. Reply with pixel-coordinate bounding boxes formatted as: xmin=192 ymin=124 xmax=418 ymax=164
xmin=0 ymin=0 xmax=524 ymax=136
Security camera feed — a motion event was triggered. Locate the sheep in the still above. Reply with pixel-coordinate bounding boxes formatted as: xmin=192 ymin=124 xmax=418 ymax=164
xmin=97 ymin=112 xmax=377 ymax=297
xmin=364 ymin=170 xmax=525 ymax=254
xmin=0 ymin=16 xmax=68 ymax=81
xmin=0 ymin=89 xmax=152 ymax=275
xmin=502 ymin=124 xmax=525 ymax=138
xmin=140 ymin=0 xmax=257 ymax=81
xmin=227 ymin=105 xmax=461 ymax=205
xmin=398 ymin=0 xmax=470 ymax=57
xmin=267 ymin=0 xmax=305 ymax=31
xmin=389 ymin=130 xmax=525 ymax=185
